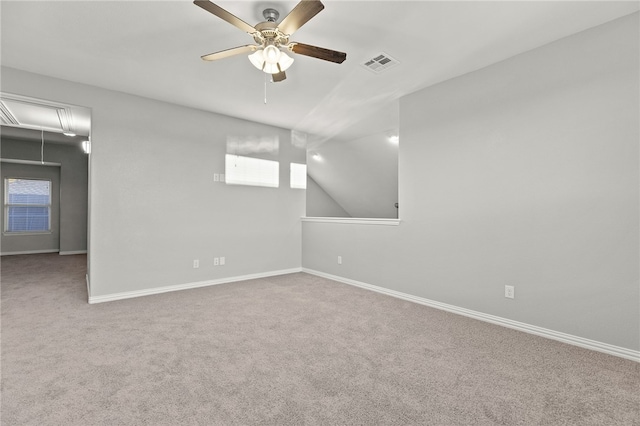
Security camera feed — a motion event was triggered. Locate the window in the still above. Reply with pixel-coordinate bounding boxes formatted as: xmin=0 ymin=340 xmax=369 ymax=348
xmin=225 ymin=154 xmax=279 ymax=188
xmin=4 ymin=178 xmax=51 ymax=233
xmin=290 ymin=163 xmax=307 ymax=189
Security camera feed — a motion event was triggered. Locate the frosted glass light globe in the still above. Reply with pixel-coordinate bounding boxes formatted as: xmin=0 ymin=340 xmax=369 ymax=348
xmin=263 ymin=45 xmax=281 ymax=64
xmin=248 ymin=47 xmax=295 ymax=74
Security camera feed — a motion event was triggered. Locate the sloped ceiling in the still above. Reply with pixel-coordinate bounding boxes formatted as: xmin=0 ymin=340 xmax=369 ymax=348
xmin=2 ymin=1 xmax=638 ymax=216
xmin=2 ymin=1 xmax=637 ymax=141
xmin=308 ymin=100 xmax=399 ymax=218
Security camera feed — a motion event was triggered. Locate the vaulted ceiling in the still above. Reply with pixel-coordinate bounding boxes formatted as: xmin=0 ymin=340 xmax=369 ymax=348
xmin=2 ymin=1 xmax=637 ymax=217
xmin=2 ymin=1 xmax=637 ymax=141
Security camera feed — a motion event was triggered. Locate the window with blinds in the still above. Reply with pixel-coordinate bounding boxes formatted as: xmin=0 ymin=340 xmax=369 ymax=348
xmin=4 ymin=178 xmax=52 ymax=233
xmin=225 ymin=154 xmax=279 ymax=188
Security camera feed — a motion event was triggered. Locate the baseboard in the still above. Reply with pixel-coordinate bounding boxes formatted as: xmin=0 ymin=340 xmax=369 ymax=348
xmin=88 ymin=268 xmax=303 ymax=304
xmin=1 ymin=249 xmax=86 ymax=256
xmin=303 ymin=268 xmax=640 ymax=363
xmin=1 ymin=249 xmax=59 ymax=256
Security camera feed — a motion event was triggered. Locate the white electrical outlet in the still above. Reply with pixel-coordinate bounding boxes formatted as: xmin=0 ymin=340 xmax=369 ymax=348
xmin=220 ymin=256 xmax=225 ymax=266
xmin=505 ymin=285 xmax=515 ymax=299
xmin=193 ymin=259 xmax=199 ymax=269
xmin=214 ymin=257 xmax=219 ymax=266
xmin=214 ymin=173 xmax=219 ymax=182
xmin=338 ymin=256 xmax=342 ymax=265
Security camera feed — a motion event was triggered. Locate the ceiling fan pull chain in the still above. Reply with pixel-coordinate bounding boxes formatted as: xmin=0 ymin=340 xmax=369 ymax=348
xmin=264 ymin=72 xmax=268 ymax=104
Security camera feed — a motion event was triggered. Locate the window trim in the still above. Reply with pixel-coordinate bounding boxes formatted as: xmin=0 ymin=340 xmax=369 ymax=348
xmin=4 ymin=177 xmax=53 ymax=234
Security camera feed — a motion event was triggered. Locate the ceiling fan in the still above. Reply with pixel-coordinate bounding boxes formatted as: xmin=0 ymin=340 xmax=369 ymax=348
xmin=194 ymin=0 xmax=347 ymax=82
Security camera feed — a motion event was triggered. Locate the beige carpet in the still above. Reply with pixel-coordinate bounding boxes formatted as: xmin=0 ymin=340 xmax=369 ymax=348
xmin=1 ymin=253 xmax=638 ymax=425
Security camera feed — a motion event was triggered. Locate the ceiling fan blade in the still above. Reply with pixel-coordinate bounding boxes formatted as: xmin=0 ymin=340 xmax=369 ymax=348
xmin=194 ymin=0 xmax=256 ymax=35
xmin=289 ymin=42 xmax=346 ymax=64
xmin=277 ymin=0 xmax=324 ymax=36
xmin=272 ymin=71 xmax=287 ymax=82
xmin=201 ymin=45 xmax=258 ymax=61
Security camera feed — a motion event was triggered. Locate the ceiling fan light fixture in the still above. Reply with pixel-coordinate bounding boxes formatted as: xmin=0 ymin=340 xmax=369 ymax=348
xmin=263 ymin=62 xmax=281 ymax=74
xmin=277 ymin=50 xmax=294 ymax=71
xmin=248 ymin=48 xmax=294 ymax=74
xmin=263 ymin=45 xmax=281 ymax=64
xmin=248 ymin=50 xmax=265 ymax=70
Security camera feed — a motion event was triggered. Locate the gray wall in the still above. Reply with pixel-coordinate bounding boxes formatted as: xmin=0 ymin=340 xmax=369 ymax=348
xmin=306 ymin=176 xmax=350 ymax=217
xmin=1 ymin=138 xmax=88 ymax=254
xmin=1 ymin=67 xmax=305 ymax=298
xmin=303 ymin=14 xmax=639 ymax=351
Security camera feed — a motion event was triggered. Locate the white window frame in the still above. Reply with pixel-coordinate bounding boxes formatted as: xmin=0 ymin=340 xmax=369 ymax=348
xmin=4 ymin=177 xmax=52 ymax=234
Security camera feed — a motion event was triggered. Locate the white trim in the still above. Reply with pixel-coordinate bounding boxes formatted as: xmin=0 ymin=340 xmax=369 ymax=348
xmin=1 ymin=249 xmax=59 ymax=256
xmin=1 ymin=158 xmax=62 ymax=167
xmin=0 ymin=92 xmax=81 ymax=135
xmin=303 ymin=268 xmax=640 ymax=363
xmin=3 ymin=231 xmax=53 ymax=237
xmin=86 ymin=274 xmax=90 ymax=298
xmin=59 ymin=250 xmax=87 ymax=255
xmin=88 ymin=268 xmax=303 ymax=304
xmin=301 ymin=217 xmax=401 ymax=226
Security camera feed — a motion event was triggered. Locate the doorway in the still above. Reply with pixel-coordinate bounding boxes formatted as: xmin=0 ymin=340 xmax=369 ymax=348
xmin=0 ymin=93 xmax=91 ymax=259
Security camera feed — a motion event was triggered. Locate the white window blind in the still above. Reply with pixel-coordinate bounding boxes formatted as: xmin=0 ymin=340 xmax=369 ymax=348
xmin=290 ymin=163 xmax=307 ymax=189
xmin=225 ymin=154 xmax=279 ymax=188
xmin=4 ymin=178 xmax=51 ymax=233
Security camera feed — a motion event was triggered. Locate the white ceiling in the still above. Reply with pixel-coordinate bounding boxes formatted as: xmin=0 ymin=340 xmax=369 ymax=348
xmin=3 ymin=1 xmax=637 ymax=219
xmin=2 ymin=0 xmax=638 ymax=143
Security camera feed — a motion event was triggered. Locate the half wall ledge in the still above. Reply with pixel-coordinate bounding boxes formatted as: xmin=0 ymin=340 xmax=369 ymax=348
xmin=301 ymin=217 xmax=401 ymax=226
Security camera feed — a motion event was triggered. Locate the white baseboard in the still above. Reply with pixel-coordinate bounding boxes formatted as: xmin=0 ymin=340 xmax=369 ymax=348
xmin=303 ymin=268 xmax=640 ymax=363
xmin=88 ymin=268 xmax=302 ymax=304
xmin=1 ymin=250 xmax=86 ymax=256
xmin=1 ymin=249 xmax=59 ymax=256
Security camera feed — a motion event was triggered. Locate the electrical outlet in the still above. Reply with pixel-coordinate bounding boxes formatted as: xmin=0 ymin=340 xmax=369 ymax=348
xmin=505 ymin=285 xmax=515 ymax=299
xmin=214 ymin=257 xmax=219 ymax=266
xmin=337 ymin=256 xmax=342 ymax=265
xmin=193 ymin=259 xmax=199 ymax=269
xmin=214 ymin=173 xmax=219 ymax=182
xmin=220 ymin=256 xmax=225 ymax=266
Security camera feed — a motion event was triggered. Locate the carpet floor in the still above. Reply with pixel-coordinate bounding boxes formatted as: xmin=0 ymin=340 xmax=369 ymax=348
xmin=1 ymin=253 xmax=638 ymax=425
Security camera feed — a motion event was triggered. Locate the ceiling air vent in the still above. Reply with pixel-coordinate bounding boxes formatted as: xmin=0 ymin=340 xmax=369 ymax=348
xmin=362 ymin=53 xmax=399 ymax=74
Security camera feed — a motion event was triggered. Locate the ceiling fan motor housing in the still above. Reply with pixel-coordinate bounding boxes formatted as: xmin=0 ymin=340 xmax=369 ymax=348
xmin=253 ymin=21 xmax=289 ymax=47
